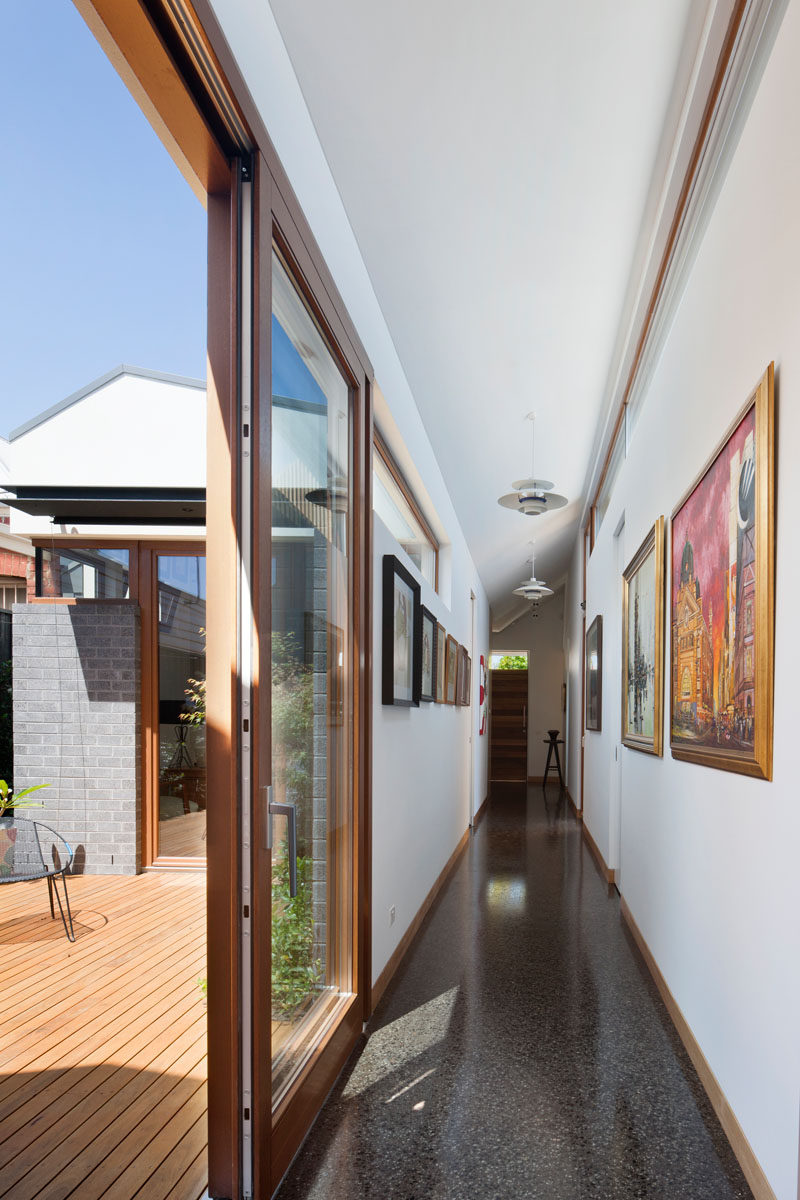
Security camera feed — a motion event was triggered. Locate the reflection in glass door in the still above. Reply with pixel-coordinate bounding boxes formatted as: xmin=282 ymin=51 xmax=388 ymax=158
xmin=156 ymin=554 xmax=207 ymax=859
xmin=270 ymin=250 xmax=353 ymax=1109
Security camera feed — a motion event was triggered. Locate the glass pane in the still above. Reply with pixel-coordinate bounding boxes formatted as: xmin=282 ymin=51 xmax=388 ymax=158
xmin=157 ymin=555 xmax=206 ymax=859
xmin=373 ymin=452 xmax=436 ymax=588
xmin=271 ymin=250 xmax=353 ymax=1108
xmin=37 ymin=547 xmax=129 ymax=598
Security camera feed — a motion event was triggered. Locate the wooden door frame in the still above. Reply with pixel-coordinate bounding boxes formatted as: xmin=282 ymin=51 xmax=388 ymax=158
xmin=74 ymin=3 xmax=373 ymax=1195
xmin=140 ymin=540 xmax=207 ymax=869
xmin=255 ymin=167 xmax=373 ymax=1197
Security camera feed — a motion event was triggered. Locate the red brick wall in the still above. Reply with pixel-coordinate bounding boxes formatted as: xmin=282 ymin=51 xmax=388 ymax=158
xmin=0 ymin=549 xmax=35 ymax=600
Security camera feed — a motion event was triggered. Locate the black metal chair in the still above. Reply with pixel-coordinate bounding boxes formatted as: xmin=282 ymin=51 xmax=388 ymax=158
xmin=0 ymin=816 xmax=76 ymax=941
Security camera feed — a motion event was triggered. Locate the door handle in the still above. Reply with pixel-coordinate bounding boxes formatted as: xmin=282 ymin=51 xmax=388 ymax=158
xmin=522 ymin=704 xmax=527 ymax=734
xmin=268 ymin=797 xmax=298 ymax=899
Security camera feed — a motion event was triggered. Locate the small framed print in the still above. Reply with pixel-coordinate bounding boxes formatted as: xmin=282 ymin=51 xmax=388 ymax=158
xmin=435 ymin=624 xmax=446 ymax=703
xmin=585 ymin=615 xmax=602 ymax=731
xmin=419 ymin=606 xmax=436 ymax=703
xmin=445 ymin=634 xmax=458 ymax=706
xmin=622 ymin=517 xmax=665 ymax=755
xmin=382 ymin=555 xmax=421 ymax=706
xmin=456 ymin=645 xmax=471 ymax=706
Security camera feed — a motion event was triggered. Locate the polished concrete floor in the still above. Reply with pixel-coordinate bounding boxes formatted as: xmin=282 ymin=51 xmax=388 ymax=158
xmin=276 ymin=785 xmax=753 ymax=1199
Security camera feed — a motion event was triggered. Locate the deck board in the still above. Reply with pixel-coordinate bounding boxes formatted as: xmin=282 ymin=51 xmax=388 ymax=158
xmin=0 ymin=871 xmax=207 ymax=1200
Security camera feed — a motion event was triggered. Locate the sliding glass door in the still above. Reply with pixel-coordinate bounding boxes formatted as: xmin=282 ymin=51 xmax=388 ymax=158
xmin=156 ymin=554 xmax=207 ymax=860
xmin=269 ymin=248 xmax=355 ymax=1110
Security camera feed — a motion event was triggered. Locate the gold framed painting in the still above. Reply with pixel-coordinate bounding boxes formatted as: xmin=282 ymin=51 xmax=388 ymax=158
xmin=670 ymin=363 xmax=774 ymax=779
xmin=622 ymin=517 xmax=665 ymax=755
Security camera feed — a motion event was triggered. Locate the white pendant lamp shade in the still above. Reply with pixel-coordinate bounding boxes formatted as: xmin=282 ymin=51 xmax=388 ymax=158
xmin=498 ymin=489 xmax=567 ymax=516
xmin=512 ymin=546 xmax=553 ymax=600
xmin=512 ymin=575 xmax=554 ymax=599
xmin=497 ymin=413 xmax=567 ymax=516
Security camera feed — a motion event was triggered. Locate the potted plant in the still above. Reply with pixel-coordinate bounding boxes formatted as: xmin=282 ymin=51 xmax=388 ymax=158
xmin=0 ymin=780 xmax=50 ymax=878
xmin=0 ymin=778 xmax=49 ymax=818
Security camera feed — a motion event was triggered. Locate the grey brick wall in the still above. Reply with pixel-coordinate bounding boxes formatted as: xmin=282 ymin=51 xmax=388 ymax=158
xmin=12 ymin=603 xmax=141 ymax=875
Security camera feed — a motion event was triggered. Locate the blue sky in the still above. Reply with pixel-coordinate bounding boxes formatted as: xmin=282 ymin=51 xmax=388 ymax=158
xmin=0 ymin=0 xmax=207 ymax=437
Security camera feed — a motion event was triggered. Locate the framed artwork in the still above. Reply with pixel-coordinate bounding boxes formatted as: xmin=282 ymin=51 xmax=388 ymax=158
xmin=622 ymin=516 xmax=665 ymax=755
xmin=456 ymin=645 xmax=471 ymax=706
xmin=585 ymin=615 xmax=602 ymax=731
xmin=419 ymin=605 xmax=436 ymax=702
xmin=479 ymin=654 xmax=488 ymax=734
xmin=670 ymin=364 xmax=774 ymax=779
xmin=435 ymin=624 xmax=446 ymax=702
xmin=382 ymin=554 xmax=421 ymax=706
xmin=444 ymin=634 xmax=458 ymax=706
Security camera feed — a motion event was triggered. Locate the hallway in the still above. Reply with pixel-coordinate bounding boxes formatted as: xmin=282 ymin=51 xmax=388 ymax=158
xmin=276 ymin=786 xmax=752 ymax=1199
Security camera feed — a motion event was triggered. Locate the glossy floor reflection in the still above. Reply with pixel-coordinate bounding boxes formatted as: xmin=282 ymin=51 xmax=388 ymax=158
xmin=275 ymin=785 xmax=753 ymax=1199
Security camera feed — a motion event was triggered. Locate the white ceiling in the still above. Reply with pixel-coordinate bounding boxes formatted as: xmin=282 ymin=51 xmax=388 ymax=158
xmin=268 ymin=0 xmax=700 ymax=624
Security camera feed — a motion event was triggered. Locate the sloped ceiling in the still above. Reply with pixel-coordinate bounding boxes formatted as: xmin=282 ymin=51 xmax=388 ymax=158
xmin=268 ymin=0 xmax=704 ymax=625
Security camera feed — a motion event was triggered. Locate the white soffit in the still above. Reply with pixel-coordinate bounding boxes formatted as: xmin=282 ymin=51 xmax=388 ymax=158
xmin=267 ymin=0 xmax=719 ymax=610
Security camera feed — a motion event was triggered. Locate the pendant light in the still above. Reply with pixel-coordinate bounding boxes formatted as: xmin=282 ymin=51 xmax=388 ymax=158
xmin=498 ymin=413 xmax=567 ymax=516
xmin=512 ymin=544 xmax=553 ymax=601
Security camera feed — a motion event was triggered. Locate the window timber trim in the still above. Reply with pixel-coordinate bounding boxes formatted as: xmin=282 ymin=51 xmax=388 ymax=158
xmin=585 ymin=0 xmax=750 ymax=554
xmin=373 ymin=428 xmax=439 ymax=592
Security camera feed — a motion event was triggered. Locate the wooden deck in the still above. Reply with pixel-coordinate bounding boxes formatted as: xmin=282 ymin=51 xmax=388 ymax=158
xmin=0 ymin=870 xmax=207 ymax=1200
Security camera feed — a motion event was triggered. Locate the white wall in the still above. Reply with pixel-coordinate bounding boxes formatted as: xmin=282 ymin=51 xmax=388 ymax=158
xmin=8 ymin=371 xmax=206 ymax=540
xmin=206 ymin=0 xmax=490 ymax=987
xmin=565 ymin=8 xmax=800 ymax=1196
xmin=373 ymin=516 xmax=489 ymax=982
xmin=491 ymin=594 xmax=566 ymax=779
xmin=564 ymin=536 xmax=584 ymax=806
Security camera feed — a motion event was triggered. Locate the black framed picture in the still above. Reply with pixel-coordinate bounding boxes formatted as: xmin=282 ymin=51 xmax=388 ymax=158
xmin=382 ymin=555 xmax=421 ymax=706
xmin=419 ymin=605 xmax=436 ymax=702
xmin=585 ymin=614 xmax=603 ymax=731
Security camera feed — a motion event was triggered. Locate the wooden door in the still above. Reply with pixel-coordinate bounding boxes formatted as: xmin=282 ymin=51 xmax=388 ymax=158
xmin=489 ymin=669 xmax=528 ymax=781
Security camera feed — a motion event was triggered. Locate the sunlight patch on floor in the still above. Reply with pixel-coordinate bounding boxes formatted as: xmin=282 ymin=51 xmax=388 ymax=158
xmin=342 ymin=986 xmax=459 ymax=1098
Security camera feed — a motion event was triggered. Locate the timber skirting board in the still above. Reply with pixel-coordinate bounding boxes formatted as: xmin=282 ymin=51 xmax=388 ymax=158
xmin=581 ymin=820 xmax=615 ymax=885
xmin=472 ymin=794 xmax=489 ymax=828
xmin=620 ymin=898 xmax=777 ymax=1200
xmin=370 ymin=827 xmax=470 ymax=1013
xmin=565 ymin=788 xmax=582 ymax=821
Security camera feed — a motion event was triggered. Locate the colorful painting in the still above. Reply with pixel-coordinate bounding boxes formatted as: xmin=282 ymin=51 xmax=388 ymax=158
xmin=622 ymin=517 xmax=665 ymax=755
xmin=670 ymin=365 xmax=774 ymax=778
xmin=585 ymin=615 xmax=602 ymax=732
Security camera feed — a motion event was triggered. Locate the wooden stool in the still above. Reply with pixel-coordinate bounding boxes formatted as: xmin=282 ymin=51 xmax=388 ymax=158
xmin=542 ymin=729 xmax=564 ymax=788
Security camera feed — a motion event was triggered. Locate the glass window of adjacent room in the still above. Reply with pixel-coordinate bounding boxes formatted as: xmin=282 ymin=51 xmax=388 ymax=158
xmin=373 ymin=432 xmax=438 ymax=589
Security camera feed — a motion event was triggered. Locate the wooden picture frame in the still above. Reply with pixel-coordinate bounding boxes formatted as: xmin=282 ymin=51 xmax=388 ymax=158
xmin=585 ymin=615 xmax=602 ymax=731
xmin=456 ymin=645 xmax=471 ymax=706
xmin=382 ymin=554 xmax=421 ymax=706
xmin=670 ymin=364 xmax=774 ymax=779
xmin=444 ymin=633 xmax=458 ymax=706
xmin=419 ymin=605 xmax=436 ymax=703
xmin=435 ymin=624 xmax=446 ymax=703
xmin=622 ymin=517 xmax=665 ymax=755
